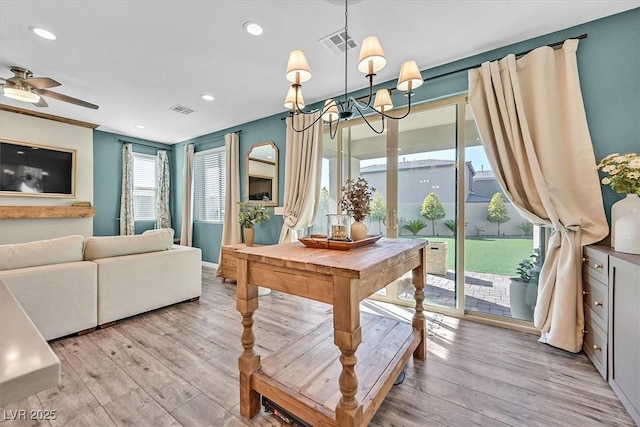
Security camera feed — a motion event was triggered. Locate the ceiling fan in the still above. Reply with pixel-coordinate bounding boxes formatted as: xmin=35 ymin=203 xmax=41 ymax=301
xmin=0 ymin=66 xmax=98 ymax=109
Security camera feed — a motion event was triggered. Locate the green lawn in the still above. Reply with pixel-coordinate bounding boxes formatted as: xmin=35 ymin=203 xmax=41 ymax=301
xmin=401 ymin=236 xmax=535 ymax=276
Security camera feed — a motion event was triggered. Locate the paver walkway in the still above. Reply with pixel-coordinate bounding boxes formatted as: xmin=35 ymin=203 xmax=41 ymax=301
xmin=396 ymin=270 xmax=517 ymax=319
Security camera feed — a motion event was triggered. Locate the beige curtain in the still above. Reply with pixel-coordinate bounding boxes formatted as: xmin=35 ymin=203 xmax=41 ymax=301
xmin=155 ymin=150 xmax=171 ymax=230
xmin=279 ymin=112 xmax=323 ymax=243
xmin=180 ymin=144 xmax=194 ymax=246
xmin=468 ymin=39 xmax=608 ymax=352
xmin=216 ymin=132 xmax=241 ymax=275
xmin=119 ymin=143 xmax=134 ymax=235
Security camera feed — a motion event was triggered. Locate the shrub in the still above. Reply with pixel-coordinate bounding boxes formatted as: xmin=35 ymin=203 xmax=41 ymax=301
xmin=518 ymin=222 xmax=534 ymax=236
xmin=403 ymin=219 xmax=428 ymax=236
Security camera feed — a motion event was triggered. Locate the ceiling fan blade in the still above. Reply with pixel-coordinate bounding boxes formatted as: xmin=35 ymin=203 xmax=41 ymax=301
xmin=24 ymin=77 xmax=61 ymax=89
xmin=33 ymin=97 xmax=49 ymax=107
xmin=39 ymin=88 xmax=99 ymax=110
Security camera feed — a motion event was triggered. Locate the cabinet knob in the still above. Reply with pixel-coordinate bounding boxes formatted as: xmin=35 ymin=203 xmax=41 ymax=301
xmin=582 ymin=290 xmax=589 ymax=296
xmin=582 ymin=257 xmax=588 ymax=263
xmin=594 ymin=301 xmax=603 ymax=307
xmin=593 ymin=345 xmax=602 ymax=351
xmin=594 ymin=263 xmax=603 ymax=269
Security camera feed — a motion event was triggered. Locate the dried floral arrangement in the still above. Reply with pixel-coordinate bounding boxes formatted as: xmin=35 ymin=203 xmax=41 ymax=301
xmin=340 ymin=177 xmax=374 ymax=222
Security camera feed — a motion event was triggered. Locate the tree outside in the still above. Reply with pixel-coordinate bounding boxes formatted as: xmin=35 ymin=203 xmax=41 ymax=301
xmin=369 ymin=190 xmax=386 ymax=234
xmin=487 ymin=192 xmax=510 ymax=237
xmin=420 ymin=193 xmax=446 ymax=236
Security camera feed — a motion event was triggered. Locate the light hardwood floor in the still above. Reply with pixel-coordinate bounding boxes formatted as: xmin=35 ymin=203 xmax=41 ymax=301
xmin=1 ymin=267 xmax=634 ymax=427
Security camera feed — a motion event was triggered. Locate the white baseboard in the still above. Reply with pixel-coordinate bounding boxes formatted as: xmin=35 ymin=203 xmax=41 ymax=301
xmin=202 ymin=261 xmax=218 ymax=269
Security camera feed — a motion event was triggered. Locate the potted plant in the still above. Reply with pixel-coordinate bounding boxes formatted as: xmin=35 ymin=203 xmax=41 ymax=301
xmin=340 ymin=177 xmax=374 ymax=241
xmin=509 ymin=248 xmax=541 ymax=322
xmin=237 ymin=201 xmax=270 ymax=246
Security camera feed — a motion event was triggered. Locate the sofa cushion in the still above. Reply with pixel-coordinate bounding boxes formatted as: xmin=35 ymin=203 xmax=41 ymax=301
xmin=0 ymin=235 xmax=85 ymax=271
xmin=84 ymin=228 xmax=174 ymax=261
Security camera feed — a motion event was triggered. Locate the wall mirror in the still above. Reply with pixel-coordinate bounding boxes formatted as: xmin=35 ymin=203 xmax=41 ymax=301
xmin=246 ymin=141 xmax=278 ymax=206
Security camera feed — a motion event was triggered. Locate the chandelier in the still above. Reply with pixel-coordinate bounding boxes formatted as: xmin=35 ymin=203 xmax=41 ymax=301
xmin=283 ymin=0 xmax=423 ymax=138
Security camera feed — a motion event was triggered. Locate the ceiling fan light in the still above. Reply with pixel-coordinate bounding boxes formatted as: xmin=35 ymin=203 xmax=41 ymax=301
xmin=322 ymin=99 xmax=339 ymax=122
xmin=2 ymin=85 xmax=40 ymax=103
xmin=374 ymin=89 xmax=393 ymax=113
xmin=357 ymin=36 xmax=386 ymax=75
xmin=397 ymin=60 xmax=423 ymax=92
xmin=284 ymin=85 xmax=305 ymax=110
xmin=285 ymin=50 xmax=312 ymax=84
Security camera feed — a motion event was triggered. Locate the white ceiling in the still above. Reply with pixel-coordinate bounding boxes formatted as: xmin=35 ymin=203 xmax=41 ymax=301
xmin=0 ymin=1 xmax=637 ymax=144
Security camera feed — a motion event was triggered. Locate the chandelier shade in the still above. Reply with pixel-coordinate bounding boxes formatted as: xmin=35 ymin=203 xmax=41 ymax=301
xmin=322 ymin=99 xmax=340 ymax=122
xmin=357 ymin=36 xmax=387 ymax=75
xmin=284 ymin=85 xmax=305 ymax=110
xmin=285 ymin=50 xmax=312 ymax=84
xmin=373 ymin=89 xmax=393 ymax=113
xmin=284 ymin=0 xmax=423 ymax=138
xmin=397 ymin=60 xmax=424 ymax=92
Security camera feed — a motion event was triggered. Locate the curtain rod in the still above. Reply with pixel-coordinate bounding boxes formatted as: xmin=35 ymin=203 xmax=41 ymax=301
xmin=192 ymin=129 xmax=243 ymax=146
xmin=422 ymin=33 xmax=588 ymax=82
xmin=118 ymin=139 xmax=169 ymax=150
xmin=279 ymin=33 xmax=588 ymax=121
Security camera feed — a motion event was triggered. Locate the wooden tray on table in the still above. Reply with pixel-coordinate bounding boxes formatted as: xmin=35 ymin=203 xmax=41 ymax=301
xmin=298 ymin=234 xmax=382 ymax=250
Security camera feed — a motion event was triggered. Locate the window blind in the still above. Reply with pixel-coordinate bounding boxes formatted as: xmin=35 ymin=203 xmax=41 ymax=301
xmin=194 ymin=147 xmax=226 ymax=223
xmin=132 ymin=152 xmax=157 ymax=220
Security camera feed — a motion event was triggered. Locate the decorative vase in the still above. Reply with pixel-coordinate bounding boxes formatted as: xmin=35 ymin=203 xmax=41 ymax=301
xmin=615 ymin=210 xmax=640 ymax=255
xmin=611 ymin=194 xmax=640 ymax=249
xmin=243 ymin=227 xmax=254 ymax=247
xmin=351 ymin=221 xmax=368 ymax=241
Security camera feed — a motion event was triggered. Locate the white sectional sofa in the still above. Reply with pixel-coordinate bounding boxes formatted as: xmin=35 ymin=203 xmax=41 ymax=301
xmin=0 ymin=229 xmax=202 ymax=340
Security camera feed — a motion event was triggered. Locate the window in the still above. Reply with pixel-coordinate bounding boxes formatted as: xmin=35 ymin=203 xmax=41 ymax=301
xmin=132 ymin=152 xmax=157 ymax=220
xmin=194 ymin=147 xmax=226 ymax=222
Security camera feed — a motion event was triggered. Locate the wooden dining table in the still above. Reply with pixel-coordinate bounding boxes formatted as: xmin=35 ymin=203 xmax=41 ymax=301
xmin=235 ymin=238 xmax=427 ymax=427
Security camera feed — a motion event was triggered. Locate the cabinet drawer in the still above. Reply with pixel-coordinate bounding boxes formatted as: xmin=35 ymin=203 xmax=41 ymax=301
xmin=582 ymin=274 xmax=608 ymax=329
xmin=583 ymin=311 xmax=607 ymax=379
xmin=582 ymin=246 xmax=608 ymax=284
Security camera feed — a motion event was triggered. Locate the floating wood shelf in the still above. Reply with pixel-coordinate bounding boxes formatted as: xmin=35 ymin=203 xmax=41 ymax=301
xmin=0 ymin=206 xmax=95 ymax=219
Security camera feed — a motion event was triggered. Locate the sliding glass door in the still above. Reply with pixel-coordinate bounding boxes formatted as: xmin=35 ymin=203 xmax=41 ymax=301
xmin=315 ymin=94 xmax=542 ymax=325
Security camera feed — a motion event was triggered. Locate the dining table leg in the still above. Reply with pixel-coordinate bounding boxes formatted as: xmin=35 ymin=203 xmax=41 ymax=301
xmin=412 ymin=247 xmax=427 ymax=360
xmin=237 ymin=258 xmax=261 ymax=418
xmin=333 ymin=276 xmax=363 ymax=427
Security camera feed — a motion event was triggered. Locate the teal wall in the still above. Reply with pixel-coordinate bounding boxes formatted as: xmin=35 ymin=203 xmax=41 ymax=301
xmin=95 ymin=9 xmax=639 ymax=263
xmin=93 ymin=130 xmax=173 ymax=236
xmin=171 ymin=113 xmax=286 ymax=263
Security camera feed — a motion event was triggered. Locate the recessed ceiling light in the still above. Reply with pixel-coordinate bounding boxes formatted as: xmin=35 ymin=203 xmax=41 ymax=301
xmin=29 ymin=26 xmax=56 ymax=40
xmin=135 ymin=124 xmax=146 ymax=129
xmin=244 ymin=21 xmax=263 ymax=36
xmin=201 ymin=94 xmax=215 ymax=101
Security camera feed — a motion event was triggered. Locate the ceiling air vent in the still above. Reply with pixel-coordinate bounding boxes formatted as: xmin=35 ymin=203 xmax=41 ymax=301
xmin=319 ymin=29 xmax=358 ymax=56
xmin=170 ymin=104 xmax=197 ymax=115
